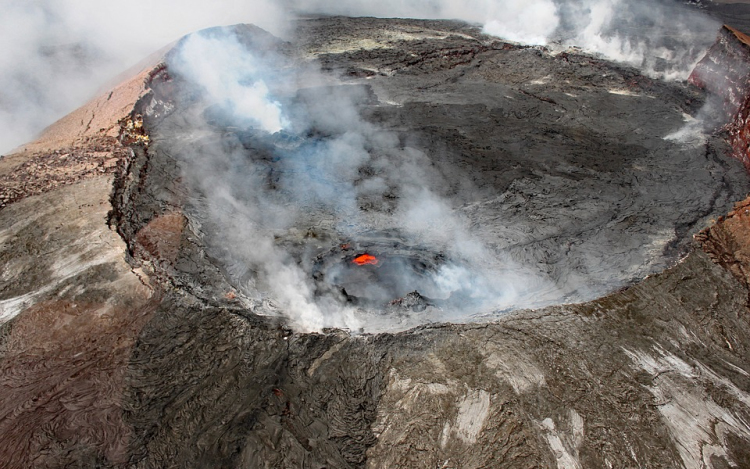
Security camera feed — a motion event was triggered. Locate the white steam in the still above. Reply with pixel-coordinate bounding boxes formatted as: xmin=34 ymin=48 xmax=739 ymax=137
xmin=289 ymin=0 xmax=719 ymax=79
xmin=0 ymin=0 xmax=288 ymax=155
xmin=173 ymin=34 xmax=287 ymax=133
xmin=167 ymin=29 xmax=559 ymax=331
xmin=482 ymin=0 xmax=559 ymax=46
xmin=0 ymin=0 xmax=723 ymax=155
xmin=169 ymin=32 xmax=364 ymax=331
xmin=553 ymin=0 xmax=720 ymax=80
xmin=290 ymin=0 xmax=559 ymax=45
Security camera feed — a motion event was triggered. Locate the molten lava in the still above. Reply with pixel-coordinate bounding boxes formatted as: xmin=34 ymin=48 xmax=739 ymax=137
xmin=353 ymin=254 xmax=379 ymax=266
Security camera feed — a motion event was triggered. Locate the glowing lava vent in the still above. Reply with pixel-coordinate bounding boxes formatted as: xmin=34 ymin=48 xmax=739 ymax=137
xmin=311 ymin=234 xmax=458 ymax=308
xmin=353 ymin=253 xmax=379 ymax=266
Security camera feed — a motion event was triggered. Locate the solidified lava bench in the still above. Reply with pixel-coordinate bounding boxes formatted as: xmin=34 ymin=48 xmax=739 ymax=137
xmin=2 ymin=17 xmax=750 ymax=468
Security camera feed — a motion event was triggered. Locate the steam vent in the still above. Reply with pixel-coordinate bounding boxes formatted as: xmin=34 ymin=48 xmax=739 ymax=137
xmin=5 ymin=14 xmax=750 ymax=468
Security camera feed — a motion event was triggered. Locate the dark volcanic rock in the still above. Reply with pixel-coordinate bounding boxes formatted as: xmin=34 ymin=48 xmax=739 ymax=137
xmin=2 ymin=15 xmax=750 ymax=469
xmin=703 ymin=1 xmax=750 ymax=36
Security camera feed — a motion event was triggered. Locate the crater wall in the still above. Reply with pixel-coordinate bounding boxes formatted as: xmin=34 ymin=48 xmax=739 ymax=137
xmin=690 ymin=25 xmax=750 ymax=171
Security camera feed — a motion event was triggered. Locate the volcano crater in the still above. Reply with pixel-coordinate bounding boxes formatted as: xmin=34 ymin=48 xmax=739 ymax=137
xmin=116 ymin=18 xmax=750 ymax=332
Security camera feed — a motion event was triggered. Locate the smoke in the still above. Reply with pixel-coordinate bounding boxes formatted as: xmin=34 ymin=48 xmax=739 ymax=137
xmin=665 ymin=25 xmax=750 ymax=143
xmin=0 ymin=0 xmax=723 ymax=155
xmin=483 ymin=0 xmax=560 ymax=45
xmin=290 ymin=0 xmax=560 ymax=45
xmin=164 ymin=28 xmax=561 ymax=331
xmin=550 ymin=0 xmax=720 ymax=80
xmin=165 ymin=30 xmax=366 ymax=330
xmin=289 ymin=0 xmax=720 ymax=79
xmin=0 ymin=0 xmax=289 ymax=155
xmin=173 ymin=33 xmax=287 ymax=133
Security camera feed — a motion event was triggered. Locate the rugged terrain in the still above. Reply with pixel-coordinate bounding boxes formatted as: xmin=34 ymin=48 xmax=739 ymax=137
xmin=2 ymin=15 xmax=750 ymax=469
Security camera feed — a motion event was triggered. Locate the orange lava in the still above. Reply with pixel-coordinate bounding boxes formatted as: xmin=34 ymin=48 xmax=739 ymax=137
xmin=353 ymin=254 xmax=379 ymax=266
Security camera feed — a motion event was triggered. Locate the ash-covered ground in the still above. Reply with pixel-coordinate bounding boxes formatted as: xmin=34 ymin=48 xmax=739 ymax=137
xmin=130 ymin=18 xmax=749 ymax=332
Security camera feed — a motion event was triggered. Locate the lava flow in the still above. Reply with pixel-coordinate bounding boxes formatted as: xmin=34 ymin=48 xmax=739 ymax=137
xmin=353 ymin=253 xmax=379 ymax=265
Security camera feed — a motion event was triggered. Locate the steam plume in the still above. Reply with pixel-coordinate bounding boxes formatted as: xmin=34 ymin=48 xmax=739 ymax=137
xmin=0 ymin=0 xmax=723 ymax=155
xmin=0 ymin=0 xmax=288 ymax=155
xmin=165 ymin=28 xmax=560 ymax=331
xmin=289 ymin=0 xmax=720 ymax=78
